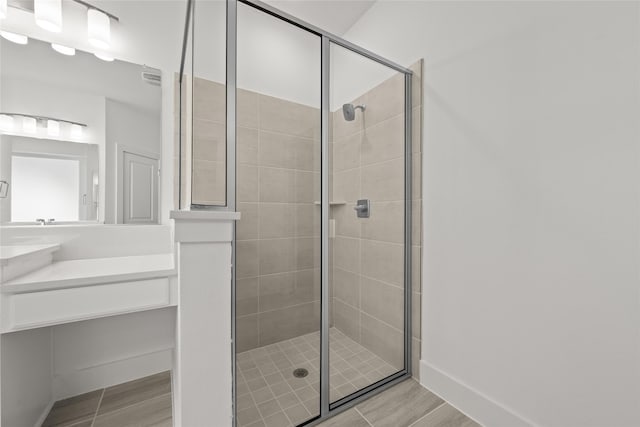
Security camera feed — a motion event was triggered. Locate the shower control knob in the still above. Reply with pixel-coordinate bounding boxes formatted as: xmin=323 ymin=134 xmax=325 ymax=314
xmin=354 ymin=199 xmax=370 ymax=218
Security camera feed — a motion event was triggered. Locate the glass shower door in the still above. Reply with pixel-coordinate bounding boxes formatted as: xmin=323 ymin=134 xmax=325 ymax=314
xmin=182 ymin=1 xmax=414 ymax=425
xmin=328 ymin=42 xmax=409 ymax=405
xmin=235 ymin=3 xmax=322 ymax=426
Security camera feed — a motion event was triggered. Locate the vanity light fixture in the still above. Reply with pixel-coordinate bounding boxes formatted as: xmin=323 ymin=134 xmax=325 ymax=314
xmin=34 ymin=0 xmax=62 ymax=33
xmin=22 ymin=116 xmax=37 ymax=134
xmin=87 ymin=8 xmax=110 ymax=49
xmin=0 ymin=114 xmax=14 ymax=131
xmin=4 ymin=0 xmax=119 ymax=49
xmin=51 ymin=43 xmax=75 ymax=56
xmin=0 ymin=30 xmax=28 ymax=44
xmin=94 ymin=52 xmax=114 ymax=62
xmin=70 ymin=123 xmax=83 ymax=138
xmin=47 ymin=119 xmax=60 ymax=136
xmin=0 ymin=113 xmax=87 ymax=137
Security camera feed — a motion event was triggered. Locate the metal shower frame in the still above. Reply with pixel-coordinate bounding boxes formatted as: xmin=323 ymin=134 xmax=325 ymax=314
xmin=179 ymin=0 xmax=413 ymax=424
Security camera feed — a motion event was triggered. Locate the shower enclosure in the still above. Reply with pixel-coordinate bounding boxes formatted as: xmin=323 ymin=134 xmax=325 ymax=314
xmin=178 ymin=1 xmax=417 ymax=425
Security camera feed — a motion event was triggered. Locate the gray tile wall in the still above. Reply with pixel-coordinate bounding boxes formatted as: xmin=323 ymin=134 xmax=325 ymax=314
xmin=330 ymin=60 xmax=423 ymax=375
xmin=174 ymin=75 xmax=227 ymax=208
xmin=235 ymin=91 xmax=321 ymax=352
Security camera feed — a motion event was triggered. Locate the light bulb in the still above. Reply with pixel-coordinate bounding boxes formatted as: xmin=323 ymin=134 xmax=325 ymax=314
xmin=22 ymin=116 xmax=37 ymax=134
xmin=0 ymin=114 xmax=14 ymax=131
xmin=70 ymin=124 xmax=83 ymax=138
xmin=34 ymin=0 xmax=62 ymax=33
xmin=0 ymin=31 xmax=28 ymax=45
xmin=94 ymin=52 xmax=114 ymax=62
xmin=51 ymin=43 xmax=75 ymax=56
xmin=87 ymin=9 xmax=110 ymax=49
xmin=47 ymin=120 xmax=60 ymax=136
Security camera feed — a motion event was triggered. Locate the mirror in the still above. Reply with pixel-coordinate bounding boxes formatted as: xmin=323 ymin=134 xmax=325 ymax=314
xmin=0 ymin=35 xmax=162 ymax=224
xmin=5 ymin=136 xmax=99 ymax=222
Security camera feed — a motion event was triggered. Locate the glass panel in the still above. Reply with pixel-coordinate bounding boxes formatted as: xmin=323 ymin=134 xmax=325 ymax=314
xmin=176 ymin=2 xmax=191 ymax=210
xmin=187 ymin=0 xmax=226 ymax=206
xmin=235 ymin=4 xmax=321 ymax=426
xmin=329 ymin=42 xmax=406 ymax=404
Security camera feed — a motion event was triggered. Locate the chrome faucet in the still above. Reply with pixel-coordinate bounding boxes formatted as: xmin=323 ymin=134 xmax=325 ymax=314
xmin=35 ymin=218 xmax=55 ymax=225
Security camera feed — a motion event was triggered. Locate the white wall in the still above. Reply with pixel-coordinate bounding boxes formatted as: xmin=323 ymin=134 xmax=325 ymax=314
xmin=237 ymin=3 xmax=321 ymax=107
xmin=1 ymin=328 xmax=52 ymax=427
xmin=329 ymin=43 xmax=395 ymax=110
xmin=345 ymin=2 xmax=640 ymax=426
xmin=52 ymin=308 xmax=175 ymax=399
xmin=0 ymin=77 xmax=106 ymax=146
xmin=187 ymin=1 xmax=322 ymax=107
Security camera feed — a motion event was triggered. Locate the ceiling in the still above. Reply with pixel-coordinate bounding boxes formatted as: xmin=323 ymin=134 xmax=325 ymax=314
xmin=265 ymin=0 xmax=376 ymax=35
xmin=1 ymin=0 xmax=375 ymax=72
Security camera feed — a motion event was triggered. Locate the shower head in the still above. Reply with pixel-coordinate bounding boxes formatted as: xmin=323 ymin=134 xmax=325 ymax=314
xmin=342 ymin=103 xmax=366 ymax=121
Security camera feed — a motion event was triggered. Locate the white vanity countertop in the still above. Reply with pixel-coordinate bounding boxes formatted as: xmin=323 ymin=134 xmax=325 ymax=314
xmin=0 ymin=244 xmax=61 ymax=266
xmin=1 ymin=253 xmax=176 ymax=293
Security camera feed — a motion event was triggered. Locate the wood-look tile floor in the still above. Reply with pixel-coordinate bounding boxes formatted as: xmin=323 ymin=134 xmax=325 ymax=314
xmin=41 ymin=366 xmax=481 ymax=427
xmin=42 ymin=371 xmax=172 ymax=427
xmin=238 ymin=329 xmax=481 ymax=427
xmin=317 ymin=379 xmax=481 ymax=427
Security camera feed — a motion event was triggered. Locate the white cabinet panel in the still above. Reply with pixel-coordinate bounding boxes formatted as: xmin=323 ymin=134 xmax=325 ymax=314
xmin=3 ymin=278 xmax=170 ymax=331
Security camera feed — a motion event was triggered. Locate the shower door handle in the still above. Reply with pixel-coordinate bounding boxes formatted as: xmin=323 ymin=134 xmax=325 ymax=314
xmin=354 ymin=199 xmax=370 ymax=218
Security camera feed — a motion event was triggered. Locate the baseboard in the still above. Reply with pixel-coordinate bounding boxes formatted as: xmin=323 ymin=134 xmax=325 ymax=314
xmin=419 ymin=360 xmax=537 ymax=427
xmin=53 ymin=348 xmax=173 ymax=400
xmin=33 ymin=398 xmax=55 ymax=427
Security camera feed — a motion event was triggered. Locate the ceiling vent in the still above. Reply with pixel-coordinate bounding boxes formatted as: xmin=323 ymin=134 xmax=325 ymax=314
xmin=141 ymin=66 xmax=161 ymax=86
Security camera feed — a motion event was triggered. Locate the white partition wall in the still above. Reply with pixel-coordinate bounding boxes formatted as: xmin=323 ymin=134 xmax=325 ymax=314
xmin=171 ymin=211 xmax=240 ymax=427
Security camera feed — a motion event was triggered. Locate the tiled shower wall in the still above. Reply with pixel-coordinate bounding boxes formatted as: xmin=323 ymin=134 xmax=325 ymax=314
xmin=173 ymin=76 xmax=227 ymax=208
xmin=174 ymin=78 xmax=322 ymax=353
xmin=330 ymin=60 xmax=423 ymax=375
xmin=234 ymin=92 xmax=321 ymax=353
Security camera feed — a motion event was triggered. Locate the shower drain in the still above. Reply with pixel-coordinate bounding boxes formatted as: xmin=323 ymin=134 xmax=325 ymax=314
xmin=293 ymin=368 xmax=308 ymax=378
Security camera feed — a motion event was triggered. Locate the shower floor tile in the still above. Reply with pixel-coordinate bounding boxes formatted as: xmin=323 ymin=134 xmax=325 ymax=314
xmin=236 ymin=328 xmax=400 ymax=427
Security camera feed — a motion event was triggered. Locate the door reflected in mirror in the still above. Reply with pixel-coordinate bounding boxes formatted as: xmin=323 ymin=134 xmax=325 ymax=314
xmin=0 ymin=36 xmax=162 ymax=224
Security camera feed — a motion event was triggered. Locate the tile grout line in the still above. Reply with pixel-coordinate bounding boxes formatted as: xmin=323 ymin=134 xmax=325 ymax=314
xmin=354 ymin=407 xmax=375 ymax=427
xmin=94 ymin=391 xmax=173 ymax=424
xmin=407 ymin=401 xmax=448 ymax=427
xmin=253 ymin=338 xmax=312 ymax=424
xmin=90 ymin=388 xmax=105 ymax=427
xmin=240 ymin=329 xmax=397 ymax=425
xmin=249 ymin=338 xmax=311 ymax=426
xmin=238 ymin=368 xmax=265 ymax=427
